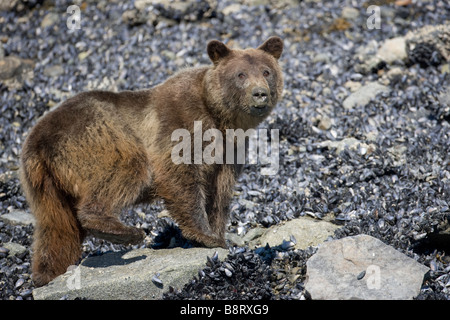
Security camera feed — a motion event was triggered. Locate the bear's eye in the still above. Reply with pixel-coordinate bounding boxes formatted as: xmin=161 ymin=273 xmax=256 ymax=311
xmin=238 ymin=73 xmax=246 ymax=80
xmin=263 ymin=70 xmax=270 ymax=77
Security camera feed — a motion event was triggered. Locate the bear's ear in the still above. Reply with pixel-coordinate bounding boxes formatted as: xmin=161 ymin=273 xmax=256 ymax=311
xmin=207 ymin=40 xmax=232 ymax=65
xmin=258 ymin=36 xmax=283 ymax=60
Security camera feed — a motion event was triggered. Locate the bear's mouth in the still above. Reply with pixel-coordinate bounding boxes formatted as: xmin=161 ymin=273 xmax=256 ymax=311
xmin=249 ymin=105 xmax=269 ymax=117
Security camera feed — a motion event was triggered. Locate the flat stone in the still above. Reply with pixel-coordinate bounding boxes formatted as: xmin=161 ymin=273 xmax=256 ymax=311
xmin=0 ymin=55 xmax=34 ymax=89
xmin=305 ymin=235 xmax=429 ymax=300
xmin=43 ymin=65 xmax=64 ymax=77
xmin=341 ymin=7 xmax=359 ymax=20
xmin=248 ymin=217 xmax=339 ymax=250
xmin=40 ymin=12 xmax=59 ymax=29
xmin=318 ymin=137 xmax=376 ymax=155
xmin=438 ymin=87 xmax=450 ymax=107
xmin=376 ymin=37 xmax=407 ymax=63
xmin=344 ymin=80 xmax=362 ymax=92
xmin=0 ymin=0 xmax=18 ymax=11
xmin=2 ymin=242 xmax=27 ymax=257
xmin=343 ymin=82 xmax=390 ymax=110
xmin=0 ymin=210 xmax=35 ymax=226
xmin=33 ymin=247 xmax=228 ymax=300
xmin=317 ymin=114 xmax=332 ymax=130
xmin=222 ymin=3 xmax=242 ymax=15
xmin=135 ymin=0 xmax=212 ymax=17
xmin=0 ymin=56 xmax=22 ymax=79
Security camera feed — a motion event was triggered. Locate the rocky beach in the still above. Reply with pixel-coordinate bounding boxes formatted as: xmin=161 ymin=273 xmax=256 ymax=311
xmin=0 ymin=0 xmax=449 ymax=300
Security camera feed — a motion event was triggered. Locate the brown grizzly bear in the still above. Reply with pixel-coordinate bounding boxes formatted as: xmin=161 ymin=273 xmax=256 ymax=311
xmin=20 ymin=36 xmax=283 ymax=287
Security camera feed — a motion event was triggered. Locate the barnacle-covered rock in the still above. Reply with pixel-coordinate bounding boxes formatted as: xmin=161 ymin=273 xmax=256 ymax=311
xmin=405 ymin=24 xmax=450 ymax=67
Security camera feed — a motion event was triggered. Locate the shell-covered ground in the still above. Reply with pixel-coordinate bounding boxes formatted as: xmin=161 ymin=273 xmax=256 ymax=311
xmin=0 ymin=0 xmax=449 ymax=299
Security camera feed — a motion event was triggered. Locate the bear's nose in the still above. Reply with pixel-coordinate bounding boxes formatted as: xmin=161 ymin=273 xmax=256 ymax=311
xmin=252 ymin=87 xmax=269 ymax=105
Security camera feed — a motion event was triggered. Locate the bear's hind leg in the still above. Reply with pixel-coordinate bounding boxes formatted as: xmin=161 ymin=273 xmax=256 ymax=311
xmin=32 ymin=222 xmax=84 ymax=287
xmin=77 ymin=200 xmax=145 ymax=245
xmin=21 ymin=166 xmax=84 ymax=287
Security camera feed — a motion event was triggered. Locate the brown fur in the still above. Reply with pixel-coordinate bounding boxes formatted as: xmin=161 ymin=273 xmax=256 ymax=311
xmin=20 ymin=37 xmax=284 ymax=287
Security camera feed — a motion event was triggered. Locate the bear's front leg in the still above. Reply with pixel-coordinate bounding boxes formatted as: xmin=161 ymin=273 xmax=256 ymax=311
xmin=206 ymin=165 xmax=236 ymax=241
xmin=166 ymin=195 xmax=226 ymax=248
xmin=159 ymin=164 xmax=226 ymax=248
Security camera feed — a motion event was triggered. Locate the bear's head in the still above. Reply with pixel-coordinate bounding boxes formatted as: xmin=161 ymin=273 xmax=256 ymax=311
xmin=205 ymin=36 xmax=283 ymax=130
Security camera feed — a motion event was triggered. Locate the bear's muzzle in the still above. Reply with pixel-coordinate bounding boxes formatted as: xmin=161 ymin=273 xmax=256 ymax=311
xmin=252 ymin=86 xmax=269 ymax=105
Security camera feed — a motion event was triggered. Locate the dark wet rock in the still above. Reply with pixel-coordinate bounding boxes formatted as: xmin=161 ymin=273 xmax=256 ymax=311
xmin=0 ymin=55 xmax=34 ymax=89
xmin=408 ymin=42 xmax=444 ymax=68
xmin=0 ymin=56 xmax=23 ymax=79
xmin=134 ymin=0 xmax=218 ymax=24
xmin=405 ymin=24 xmax=450 ymax=66
xmin=0 ymin=0 xmax=43 ymax=12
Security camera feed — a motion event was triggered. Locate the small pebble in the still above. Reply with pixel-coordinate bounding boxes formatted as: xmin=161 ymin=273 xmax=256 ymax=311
xmin=357 ymin=270 xmax=366 ymax=280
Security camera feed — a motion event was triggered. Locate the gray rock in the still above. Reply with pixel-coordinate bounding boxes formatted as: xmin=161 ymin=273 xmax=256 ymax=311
xmin=134 ymin=0 xmax=217 ymax=22
xmin=0 ymin=0 xmax=18 ymax=11
xmin=354 ymin=36 xmax=407 ymax=73
xmin=343 ymin=82 xmax=390 ymax=110
xmin=222 ymin=3 xmax=242 ymax=15
xmin=0 ymin=55 xmax=34 ymax=90
xmin=318 ymin=137 xmax=376 ymax=155
xmin=376 ymin=37 xmax=407 ymax=64
xmin=43 ymin=65 xmax=64 ymax=77
xmin=387 ymin=144 xmax=408 ymax=167
xmin=0 ymin=56 xmax=23 ymax=80
xmin=317 ymin=114 xmax=332 ymax=130
xmin=40 ymin=12 xmax=59 ymax=29
xmin=225 ymin=232 xmax=245 ymax=247
xmin=312 ymin=53 xmax=330 ymax=64
xmin=242 ymin=227 xmax=265 ymax=244
xmin=0 ymin=210 xmax=35 ymax=226
xmin=135 ymin=0 xmax=182 ymax=11
xmin=0 ymin=170 xmax=19 ymax=183
xmin=248 ymin=217 xmax=339 ymax=250
xmin=32 ymin=247 xmax=228 ymax=300
xmin=121 ymin=8 xmax=152 ymax=27
xmin=341 ymin=7 xmax=359 ymax=21
xmin=305 ymin=235 xmax=429 ymax=300
xmin=438 ymin=87 xmax=450 ymax=107
xmin=3 ymin=242 xmax=27 ymax=257
xmin=344 ymin=80 xmax=362 ymax=92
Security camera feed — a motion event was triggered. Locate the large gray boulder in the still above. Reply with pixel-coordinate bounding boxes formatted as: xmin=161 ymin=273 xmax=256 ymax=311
xmin=248 ymin=217 xmax=339 ymax=250
xmin=305 ymin=235 xmax=429 ymax=300
xmin=342 ymin=82 xmax=390 ymax=110
xmin=33 ymin=247 xmax=228 ymax=300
